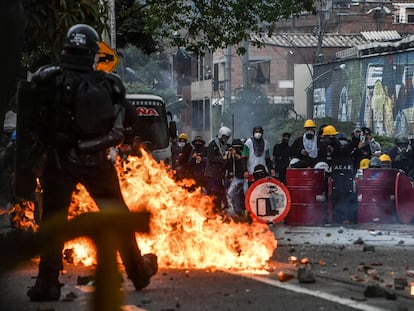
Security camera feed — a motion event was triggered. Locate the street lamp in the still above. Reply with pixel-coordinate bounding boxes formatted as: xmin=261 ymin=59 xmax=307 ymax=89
xmin=305 ymin=63 xmax=346 ymax=119
xmin=306 ymin=63 xmax=346 ymax=91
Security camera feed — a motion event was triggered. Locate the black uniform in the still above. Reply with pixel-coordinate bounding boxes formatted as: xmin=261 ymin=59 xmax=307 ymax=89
xmin=23 ymin=24 xmax=157 ymax=302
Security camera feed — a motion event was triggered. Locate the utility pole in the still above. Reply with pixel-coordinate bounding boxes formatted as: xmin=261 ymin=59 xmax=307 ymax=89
xmin=223 ymin=46 xmax=232 ymax=125
xmin=109 ymin=0 xmax=116 ymax=48
xmin=242 ymin=40 xmax=250 ymax=89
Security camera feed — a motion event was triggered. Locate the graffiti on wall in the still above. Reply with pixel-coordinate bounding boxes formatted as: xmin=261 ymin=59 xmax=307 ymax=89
xmin=312 ymin=50 xmax=414 ymax=137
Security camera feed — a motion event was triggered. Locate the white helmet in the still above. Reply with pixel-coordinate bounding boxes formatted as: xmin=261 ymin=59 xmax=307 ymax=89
xmin=218 ymin=126 xmax=232 ymax=139
xmin=314 ymin=161 xmax=330 ymax=172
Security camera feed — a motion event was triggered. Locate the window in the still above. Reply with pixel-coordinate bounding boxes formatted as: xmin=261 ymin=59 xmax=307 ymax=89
xmin=213 ymin=63 xmax=219 ymax=91
xmin=192 ymin=98 xmax=210 ymax=131
xmin=249 ymin=60 xmax=270 ymax=84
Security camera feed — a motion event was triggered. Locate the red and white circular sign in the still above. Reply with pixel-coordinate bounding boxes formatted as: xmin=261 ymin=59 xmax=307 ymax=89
xmin=245 ymin=177 xmax=291 ymax=224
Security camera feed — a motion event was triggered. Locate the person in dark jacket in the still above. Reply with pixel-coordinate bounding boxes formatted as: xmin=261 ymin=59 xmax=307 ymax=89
xmin=387 ymin=135 xmax=414 ymax=179
xmin=272 ymin=132 xmax=291 ymax=184
xmin=225 ymin=138 xmax=247 ymax=216
xmin=23 ymin=24 xmax=157 ymax=301
xmin=205 ymin=126 xmax=232 ymax=212
xmin=187 ymin=135 xmax=208 ymax=191
xmin=317 ymin=125 xmax=345 ymax=168
xmin=174 ymin=132 xmax=193 ymax=180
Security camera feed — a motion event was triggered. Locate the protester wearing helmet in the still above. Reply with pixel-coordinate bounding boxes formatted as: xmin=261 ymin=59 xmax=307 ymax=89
xmin=318 ymin=125 xmax=345 ymax=168
xmin=187 ymin=135 xmax=208 ymax=191
xmin=205 ymin=126 xmax=232 ymax=212
xmin=241 ymin=125 xmax=274 ymax=186
xmin=25 ymin=24 xmax=157 ymax=301
xmin=387 ymin=134 xmax=414 ymax=178
xmin=379 ymin=153 xmax=392 ymax=168
xmin=290 ymin=119 xmax=319 ymax=167
xmin=173 ymin=133 xmax=192 ymax=180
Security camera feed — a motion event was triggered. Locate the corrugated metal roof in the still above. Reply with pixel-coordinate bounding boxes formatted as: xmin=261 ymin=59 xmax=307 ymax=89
xmin=250 ymin=33 xmax=369 ymax=48
xmin=336 ymin=34 xmax=414 ymax=59
xmin=361 ymin=31 xmax=401 ymax=41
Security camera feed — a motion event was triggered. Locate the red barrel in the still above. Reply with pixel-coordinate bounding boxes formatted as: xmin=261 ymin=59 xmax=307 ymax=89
xmin=357 ymin=168 xmax=398 ymax=224
xmin=285 ymin=168 xmax=326 ymax=225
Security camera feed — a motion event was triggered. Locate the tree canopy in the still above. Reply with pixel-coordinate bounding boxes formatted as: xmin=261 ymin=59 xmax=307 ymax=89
xmin=21 ymin=0 xmax=315 ymax=69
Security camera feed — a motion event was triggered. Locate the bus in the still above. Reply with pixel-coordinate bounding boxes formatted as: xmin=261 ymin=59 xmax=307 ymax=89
xmin=125 ymin=94 xmax=177 ymax=164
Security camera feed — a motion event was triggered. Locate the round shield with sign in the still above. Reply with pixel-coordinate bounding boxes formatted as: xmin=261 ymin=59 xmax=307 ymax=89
xmin=245 ymin=177 xmax=291 ymax=224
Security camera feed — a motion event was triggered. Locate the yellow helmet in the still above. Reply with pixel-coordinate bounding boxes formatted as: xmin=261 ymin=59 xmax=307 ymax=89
xmin=178 ymin=133 xmax=188 ymax=141
xmin=379 ymin=154 xmax=391 ymax=162
xmin=304 ymin=119 xmax=316 ymax=128
xmin=359 ymin=158 xmax=370 ymax=169
xmin=322 ymin=125 xmax=338 ymax=136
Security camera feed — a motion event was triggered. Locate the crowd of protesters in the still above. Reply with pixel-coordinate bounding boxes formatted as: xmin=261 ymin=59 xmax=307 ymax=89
xmin=165 ymin=120 xmax=414 ymax=220
xmin=2 ymin=118 xmax=414 ymax=222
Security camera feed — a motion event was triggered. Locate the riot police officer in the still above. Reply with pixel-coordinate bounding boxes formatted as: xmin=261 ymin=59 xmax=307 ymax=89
xmin=23 ymin=24 xmax=157 ymax=301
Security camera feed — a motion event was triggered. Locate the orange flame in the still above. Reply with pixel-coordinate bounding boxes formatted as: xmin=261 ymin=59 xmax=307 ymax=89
xmin=65 ymin=150 xmax=277 ymax=271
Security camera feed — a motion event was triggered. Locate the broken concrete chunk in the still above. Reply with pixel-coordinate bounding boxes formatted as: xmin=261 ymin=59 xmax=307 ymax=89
xmin=297 ymin=267 xmax=316 ymax=283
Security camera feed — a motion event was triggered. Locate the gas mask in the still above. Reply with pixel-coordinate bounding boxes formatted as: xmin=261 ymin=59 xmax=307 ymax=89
xmin=178 ymin=142 xmax=185 ymax=148
xmin=221 ymin=135 xmax=229 ymax=143
xmin=254 ymin=132 xmax=262 ymax=140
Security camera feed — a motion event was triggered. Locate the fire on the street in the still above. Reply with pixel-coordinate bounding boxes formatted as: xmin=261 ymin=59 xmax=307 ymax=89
xmin=65 ymin=150 xmax=277 ymax=272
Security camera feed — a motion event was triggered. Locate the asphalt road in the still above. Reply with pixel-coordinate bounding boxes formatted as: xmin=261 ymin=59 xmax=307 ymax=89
xmin=1 ymin=220 xmax=414 ymax=311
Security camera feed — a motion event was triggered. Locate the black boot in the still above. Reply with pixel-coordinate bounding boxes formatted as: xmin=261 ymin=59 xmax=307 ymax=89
xmin=129 ymin=253 xmax=158 ymax=290
xmin=27 ymin=277 xmax=62 ymax=301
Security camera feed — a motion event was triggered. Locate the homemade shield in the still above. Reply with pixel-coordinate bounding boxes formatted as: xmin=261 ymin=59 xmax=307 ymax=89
xmin=395 ymin=171 xmax=414 ymax=224
xmin=245 ymin=177 xmax=290 ymax=224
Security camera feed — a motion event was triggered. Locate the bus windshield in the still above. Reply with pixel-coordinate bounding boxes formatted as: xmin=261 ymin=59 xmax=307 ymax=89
xmin=127 ymin=97 xmax=170 ymax=150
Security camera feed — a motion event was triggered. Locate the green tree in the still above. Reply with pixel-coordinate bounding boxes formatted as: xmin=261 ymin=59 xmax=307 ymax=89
xmin=21 ymin=0 xmax=109 ymax=71
xmin=21 ymin=0 xmax=315 ymax=70
xmin=226 ymin=87 xmax=278 ymax=139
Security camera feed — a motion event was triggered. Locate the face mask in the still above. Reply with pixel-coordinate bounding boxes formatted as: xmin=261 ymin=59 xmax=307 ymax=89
xmin=305 ymin=133 xmax=314 ymax=140
xmin=254 ymin=133 xmax=262 ymax=140
xmin=324 ymin=137 xmax=333 ymax=144
xmin=178 ymin=142 xmax=185 ymax=148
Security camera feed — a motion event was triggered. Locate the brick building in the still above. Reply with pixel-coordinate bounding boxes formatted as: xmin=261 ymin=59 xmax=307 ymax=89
xmin=173 ymin=1 xmax=414 ymax=140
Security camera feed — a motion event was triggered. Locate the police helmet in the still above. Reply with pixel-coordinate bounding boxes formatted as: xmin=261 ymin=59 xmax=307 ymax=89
xmin=218 ymin=126 xmax=232 ymax=139
xmin=64 ymin=24 xmax=99 ymax=54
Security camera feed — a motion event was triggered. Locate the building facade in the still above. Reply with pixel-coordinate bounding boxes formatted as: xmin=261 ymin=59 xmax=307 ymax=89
xmin=173 ymin=1 xmax=414 ymax=141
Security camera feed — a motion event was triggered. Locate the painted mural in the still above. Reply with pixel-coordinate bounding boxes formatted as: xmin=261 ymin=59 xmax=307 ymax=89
xmin=312 ymin=50 xmax=414 ymax=137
